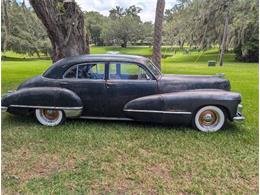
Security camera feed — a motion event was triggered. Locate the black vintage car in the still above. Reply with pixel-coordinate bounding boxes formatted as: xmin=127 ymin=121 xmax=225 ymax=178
xmin=2 ymin=54 xmax=244 ymax=132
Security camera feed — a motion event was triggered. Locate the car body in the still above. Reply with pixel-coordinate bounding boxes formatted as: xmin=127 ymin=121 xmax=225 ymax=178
xmin=1 ymin=54 xmax=245 ymax=132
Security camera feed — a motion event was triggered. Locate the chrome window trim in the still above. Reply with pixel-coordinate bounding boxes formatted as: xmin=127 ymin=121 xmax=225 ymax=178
xmin=124 ymin=109 xmax=192 ymax=114
xmin=108 ymin=61 xmax=155 ymax=81
xmin=146 ymin=59 xmax=162 ymax=79
xmin=63 ymin=62 xmax=106 ymax=80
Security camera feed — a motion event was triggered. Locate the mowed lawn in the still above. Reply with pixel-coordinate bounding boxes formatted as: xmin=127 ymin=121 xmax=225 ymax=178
xmin=1 ymin=47 xmax=259 ymax=194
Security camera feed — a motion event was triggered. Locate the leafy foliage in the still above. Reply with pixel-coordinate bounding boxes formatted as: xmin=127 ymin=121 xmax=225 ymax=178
xmin=1 ymin=0 xmax=51 ymax=56
xmin=83 ymin=5 xmax=153 ymax=48
xmin=84 ymin=11 xmax=107 ymax=46
xmin=164 ymin=0 xmax=259 ymax=62
xmin=231 ymin=0 xmax=259 ymax=62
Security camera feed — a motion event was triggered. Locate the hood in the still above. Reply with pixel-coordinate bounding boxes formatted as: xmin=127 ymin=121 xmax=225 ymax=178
xmin=158 ymin=74 xmax=231 ymax=93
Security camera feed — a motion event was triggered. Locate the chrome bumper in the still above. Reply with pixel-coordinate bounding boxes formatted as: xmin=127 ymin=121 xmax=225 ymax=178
xmin=1 ymin=90 xmax=15 ymax=113
xmin=1 ymin=106 xmax=8 ymax=112
xmin=233 ymin=104 xmax=245 ymax=121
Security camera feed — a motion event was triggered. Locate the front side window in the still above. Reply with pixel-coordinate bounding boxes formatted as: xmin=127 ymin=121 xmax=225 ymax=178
xmin=63 ymin=63 xmax=105 ymax=80
xmin=109 ymin=62 xmax=152 ymax=80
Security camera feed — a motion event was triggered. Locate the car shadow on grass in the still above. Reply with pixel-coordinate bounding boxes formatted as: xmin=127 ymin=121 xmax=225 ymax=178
xmin=2 ymin=113 xmax=240 ymax=134
xmin=64 ymin=118 xmax=241 ymax=134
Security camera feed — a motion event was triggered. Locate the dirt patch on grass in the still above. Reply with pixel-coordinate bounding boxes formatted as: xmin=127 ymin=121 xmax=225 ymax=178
xmin=147 ymin=163 xmax=172 ymax=181
xmin=3 ymin=147 xmax=79 ymax=182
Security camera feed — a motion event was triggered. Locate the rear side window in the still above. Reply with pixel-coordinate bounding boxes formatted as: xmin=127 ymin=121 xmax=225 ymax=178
xmin=63 ymin=63 xmax=105 ymax=80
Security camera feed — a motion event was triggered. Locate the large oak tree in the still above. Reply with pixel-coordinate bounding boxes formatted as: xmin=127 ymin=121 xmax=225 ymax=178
xmin=29 ymin=0 xmax=89 ymax=62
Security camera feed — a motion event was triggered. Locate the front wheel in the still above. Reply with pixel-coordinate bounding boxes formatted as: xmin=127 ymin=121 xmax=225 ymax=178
xmin=35 ymin=109 xmax=65 ymax=126
xmin=193 ymin=106 xmax=226 ymax=132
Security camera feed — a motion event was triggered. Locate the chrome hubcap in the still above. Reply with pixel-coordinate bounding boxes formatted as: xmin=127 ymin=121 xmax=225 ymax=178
xmin=41 ymin=109 xmax=59 ymax=121
xmin=203 ymin=113 xmax=213 ymax=122
xmin=199 ymin=110 xmax=218 ymax=127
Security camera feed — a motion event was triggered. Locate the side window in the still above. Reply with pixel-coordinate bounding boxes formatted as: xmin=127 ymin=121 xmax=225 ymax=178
xmin=63 ymin=63 xmax=105 ymax=80
xmin=109 ymin=62 xmax=151 ymax=80
xmin=63 ymin=66 xmax=77 ymax=79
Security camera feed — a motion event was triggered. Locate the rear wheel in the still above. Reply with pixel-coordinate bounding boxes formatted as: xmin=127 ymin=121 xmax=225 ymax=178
xmin=35 ymin=109 xmax=64 ymax=126
xmin=193 ymin=106 xmax=225 ymax=132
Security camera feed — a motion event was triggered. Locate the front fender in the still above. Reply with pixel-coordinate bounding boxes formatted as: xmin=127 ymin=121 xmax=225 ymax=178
xmin=2 ymin=87 xmax=83 ymax=117
xmin=124 ymin=89 xmax=241 ymax=122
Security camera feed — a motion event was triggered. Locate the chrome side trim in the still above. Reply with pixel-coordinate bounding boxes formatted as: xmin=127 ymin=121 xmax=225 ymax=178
xmin=64 ymin=109 xmax=82 ymax=118
xmin=123 ymin=109 xmax=192 ymax=115
xmin=1 ymin=106 xmax=8 ymax=112
xmin=9 ymin=105 xmax=83 ymax=110
xmin=80 ymin=116 xmax=133 ymax=121
xmin=9 ymin=105 xmax=83 ymax=118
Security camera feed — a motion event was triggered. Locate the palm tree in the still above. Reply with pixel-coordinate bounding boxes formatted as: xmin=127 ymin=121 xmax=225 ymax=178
xmin=152 ymin=0 xmax=165 ymax=70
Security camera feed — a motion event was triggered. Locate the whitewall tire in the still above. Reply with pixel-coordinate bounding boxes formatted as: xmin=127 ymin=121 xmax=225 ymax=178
xmin=193 ymin=106 xmax=225 ymax=132
xmin=35 ymin=109 xmax=64 ymax=126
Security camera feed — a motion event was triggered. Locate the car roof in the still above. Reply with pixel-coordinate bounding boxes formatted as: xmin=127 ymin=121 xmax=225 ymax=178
xmin=43 ymin=54 xmax=150 ymax=79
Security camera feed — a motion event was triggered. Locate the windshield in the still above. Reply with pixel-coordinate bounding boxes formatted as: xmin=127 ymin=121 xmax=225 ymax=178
xmin=146 ymin=60 xmax=162 ymax=78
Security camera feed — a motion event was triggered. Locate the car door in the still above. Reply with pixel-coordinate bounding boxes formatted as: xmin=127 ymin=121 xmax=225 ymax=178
xmin=61 ymin=62 xmax=107 ymax=116
xmin=104 ymin=62 xmax=158 ymax=117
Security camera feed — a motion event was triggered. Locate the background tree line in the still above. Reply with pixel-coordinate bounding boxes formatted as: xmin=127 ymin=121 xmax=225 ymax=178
xmin=85 ymin=5 xmax=153 ymax=48
xmin=1 ymin=0 xmax=258 ymax=62
xmin=164 ymin=0 xmax=259 ymax=62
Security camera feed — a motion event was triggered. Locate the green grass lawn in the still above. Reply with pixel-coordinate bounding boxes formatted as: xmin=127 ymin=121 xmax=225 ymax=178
xmin=2 ymin=47 xmax=259 ymax=194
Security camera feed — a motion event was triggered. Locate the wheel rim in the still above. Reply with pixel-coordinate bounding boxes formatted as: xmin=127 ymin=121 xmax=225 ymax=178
xmin=195 ymin=106 xmax=225 ymax=132
xmin=42 ymin=109 xmax=59 ymax=121
xmin=35 ymin=109 xmax=63 ymax=126
xmin=198 ymin=110 xmax=219 ymax=128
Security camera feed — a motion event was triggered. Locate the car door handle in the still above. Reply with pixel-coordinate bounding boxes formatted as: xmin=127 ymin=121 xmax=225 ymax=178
xmin=60 ymin=81 xmax=69 ymax=85
xmin=106 ymin=82 xmax=114 ymax=88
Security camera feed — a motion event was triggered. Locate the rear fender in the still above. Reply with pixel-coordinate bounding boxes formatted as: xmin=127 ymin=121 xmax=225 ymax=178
xmin=2 ymin=87 xmax=83 ymax=118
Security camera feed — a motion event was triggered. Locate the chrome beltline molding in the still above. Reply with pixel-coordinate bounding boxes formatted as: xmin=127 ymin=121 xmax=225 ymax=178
xmin=124 ymin=109 xmax=192 ymax=114
xmin=9 ymin=105 xmax=83 ymax=110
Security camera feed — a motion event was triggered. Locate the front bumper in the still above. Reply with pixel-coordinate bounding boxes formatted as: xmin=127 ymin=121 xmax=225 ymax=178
xmin=233 ymin=104 xmax=245 ymax=121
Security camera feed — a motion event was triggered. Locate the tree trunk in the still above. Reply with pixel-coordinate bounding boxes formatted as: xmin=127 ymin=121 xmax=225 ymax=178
xmin=29 ymin=0 xmax=89 ymax=62
xmin=121 ymin=39 xmax=128 ymax=48
xmin=152 ymin=0 xmax=165 ymax=69
xmin=219 ymin=16 xmax=229 ymax=66
xmin=85 ymin=33 xmax=90 ymax=54
xmin=2 ymin=0 xmax=9 ymax=52
xmin=34 ymin=49 xmax=41 ymax=58
xmin=200 ymin=24 xmax=208 ymax=50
